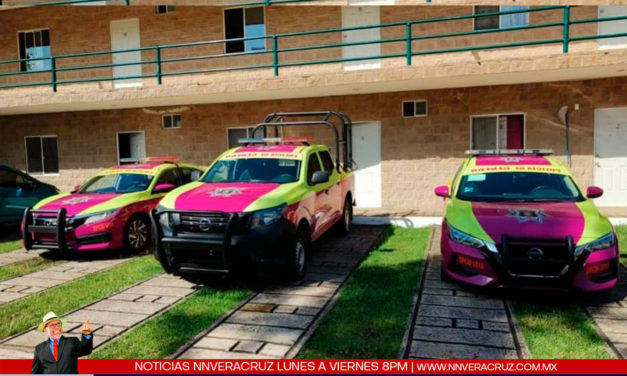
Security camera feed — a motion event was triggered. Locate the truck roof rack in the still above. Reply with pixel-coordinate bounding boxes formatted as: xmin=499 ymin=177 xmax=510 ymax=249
xmin=238 ymin=137 xmax=313 ymax=146
xmin=465 ymin=149 xmax=553 ymax=156
xmin=251 ymin=111 xmax=354 ymax=172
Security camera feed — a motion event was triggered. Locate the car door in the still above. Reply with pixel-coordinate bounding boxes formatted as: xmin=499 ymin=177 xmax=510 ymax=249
xmin=306 ymin=152 xmax=328 ymax=239
xmin=318 ymin=150 xmax=342 ymax=226
xmin=0 ymin=168 xmax=40 ymax=222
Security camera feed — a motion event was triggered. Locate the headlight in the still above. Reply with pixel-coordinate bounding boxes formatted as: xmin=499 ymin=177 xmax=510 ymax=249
xmin=83 ymin=209 xmax=118 ymax=225
xmin=247 ymin=204 xmax=286 ymax=230
xmin=449 ymin=225 xmax=498 ymax=253
xmin=156 ymin=205 xmax=177 ymax=236
xmin=575 ymin=232 xmax=615 ymax=257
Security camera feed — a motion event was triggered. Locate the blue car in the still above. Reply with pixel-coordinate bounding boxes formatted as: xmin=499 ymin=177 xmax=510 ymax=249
xmin=0 ymin=165 xmax=59 ymax=226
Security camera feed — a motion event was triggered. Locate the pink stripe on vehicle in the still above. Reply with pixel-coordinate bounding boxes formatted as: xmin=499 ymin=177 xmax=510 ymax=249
xmin=471 ymin=202 xmax=585 ymax=244
xmin=475 ymin=156 xmax=551 ymax=166
xmin=38 ymin=193 xmax=120 ymax=217
xmin=174 ymin=182 xmax=281 ymax=212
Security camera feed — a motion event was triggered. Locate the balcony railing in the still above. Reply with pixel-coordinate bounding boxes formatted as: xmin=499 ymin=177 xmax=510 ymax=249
xmin=1 ymin=0 xmax=321 ymax=6
xmin=0 ymin=5 xmax=626 ymax=92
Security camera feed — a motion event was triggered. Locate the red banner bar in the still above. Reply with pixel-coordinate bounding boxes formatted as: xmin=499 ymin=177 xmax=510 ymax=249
xmin=2 ymin=359 xmax=627 ymax=374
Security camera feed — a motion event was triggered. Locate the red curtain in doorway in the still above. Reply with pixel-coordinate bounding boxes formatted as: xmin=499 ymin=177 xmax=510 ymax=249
xmin=506 ymin=115 xmax=524 ymax=149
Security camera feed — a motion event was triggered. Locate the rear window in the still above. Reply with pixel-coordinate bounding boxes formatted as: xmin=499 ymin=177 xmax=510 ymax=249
xmin=204 ymin=158 xmax=301 ymax=184
xmin=457 ymin=172 xmax=584 ymax=202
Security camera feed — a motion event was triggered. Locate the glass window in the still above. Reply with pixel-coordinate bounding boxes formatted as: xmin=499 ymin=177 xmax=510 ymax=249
xmin=80 ymin=173 xmax=153 ymax=194
xmin=18 ymin=30 xmax=51 ymax=72
xmin=180 ymin=167 xmax=202 ymax=184
xmin=204 ymin=158 xmax=300 ymax=184
xmin=318 ymin=151 xmax=334 ymax=174
xmin=0 ymin=170 xmax=20 ymax=189
xmin=224 ymin=7 xmax=265 ymax=54
xmin=162 ymin=114 xmax=181 ymax=129
xmin=471 ymin=114 xmax=525 ymax=150
xmin=155 ymin=168 xmax=180 ymax=186
xmin=500 ymin=6 xmax=529 ymax=28
xmin=474 ymin=6 xmax=500 ymax=30
xmin=227 ymin=127 xmax=257 ymax=148
xmin=307 ymin=154 xmax=322 ymax=185
xmin=456 ymin=172 xmax=584 ymax=202
xmin=471 ymin=117 xmax=497 ymax=150
xmin=25 ymin=136 xmax=58 ymax=174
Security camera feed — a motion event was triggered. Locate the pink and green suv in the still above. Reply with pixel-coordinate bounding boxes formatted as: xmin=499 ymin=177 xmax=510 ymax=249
xmin=434 ymin=150 xmax=619 ymax=292
xmin=152 ymin=111 xmax=355 ymax=279
xmin=23 ymin=159 xmax=204 ymax=253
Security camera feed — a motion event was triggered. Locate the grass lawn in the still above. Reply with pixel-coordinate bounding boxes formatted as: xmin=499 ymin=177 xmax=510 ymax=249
xmin=0 ymin=257 xmax=62 ymax=281
xmin=91 ymin=286 xmax=252 ymax=358
xmin=298 ymin=226 xmax=430 ymax=358
xmin=0 ymin=255 xmax=161 ymax=340
xmin=614 ymin=225 xmax=627 ymax=264
xmin=0 ymin=239 xmax=22 ymax=254
xmin=512 ymin=299 xmax=612 ymax=359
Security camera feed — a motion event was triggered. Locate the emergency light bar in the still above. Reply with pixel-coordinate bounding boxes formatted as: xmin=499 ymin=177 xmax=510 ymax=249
xmin=238 ymin=137 xmax=313 ymax=144
xmin=466 ymin=149 xmax=553 ymax=156
xmin=138 ymin=156 xmax=180 ymax=163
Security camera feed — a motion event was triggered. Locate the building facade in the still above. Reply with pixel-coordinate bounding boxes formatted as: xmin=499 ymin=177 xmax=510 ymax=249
xmin=1 ymin=2 xmax=626 ymax=215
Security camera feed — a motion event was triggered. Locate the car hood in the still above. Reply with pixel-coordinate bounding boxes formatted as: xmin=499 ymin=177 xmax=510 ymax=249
xmin=34 ymin=192 xmax=122 ymax=217
xmin=446 ymin=199 xmax=613 ymax=246
xmin=159 ymin=181 xmax=283 ymax=212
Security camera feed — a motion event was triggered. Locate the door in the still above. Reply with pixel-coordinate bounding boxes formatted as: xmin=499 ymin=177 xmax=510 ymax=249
xmin=110 ymin=19 xmax=142 ymax=88
xmin=117 ymin=131 xmax=146 ymax=164
xmin=594 ymin=108 xmax=627 ymax=207
xmin=506 ymin=114 xmax=524 ymax=149
xmin=352 ymin=122 xmax=381 ymax=208
xmin=341 ymin=6 xmax=381 ymax=71
xmin=598 ymin=6 xmax=627 ymax=50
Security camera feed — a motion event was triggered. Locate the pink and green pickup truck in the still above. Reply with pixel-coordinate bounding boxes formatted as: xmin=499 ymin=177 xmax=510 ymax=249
xmin=152 ymin=111 xmax=356 ymax=279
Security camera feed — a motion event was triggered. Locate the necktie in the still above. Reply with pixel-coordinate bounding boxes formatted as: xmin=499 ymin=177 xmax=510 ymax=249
xmin=53 ymin=339 xmax=58 ymax=361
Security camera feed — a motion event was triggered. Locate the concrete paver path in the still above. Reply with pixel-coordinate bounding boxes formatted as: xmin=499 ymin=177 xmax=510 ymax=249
xmin=0 ymin=248 xmax=45 ymax=267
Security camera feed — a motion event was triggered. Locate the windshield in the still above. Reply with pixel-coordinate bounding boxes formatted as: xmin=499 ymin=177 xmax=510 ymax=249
xmin=203 ymin=158 xmax=301 ymax=184
xmin=456 ymin=172 xmax=584 ymax=202
xmin=79 ymin=173 xmax=153 ymax=194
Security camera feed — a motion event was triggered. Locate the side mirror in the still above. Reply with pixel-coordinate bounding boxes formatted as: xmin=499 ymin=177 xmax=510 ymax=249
xmin=71 ymin=184 xmax=81 ymax=193
xmin=190 ymin=170 xmax=202 ymax=181
xmin=586 ymin=186 xmax=603 ymax=199
xmin=154 ymin=183 xmax=176 ymax=194
xmin=434 ymin=185 xmax=450 ymax=198
xmin=311 ymin=171 xmax=330 ymax=185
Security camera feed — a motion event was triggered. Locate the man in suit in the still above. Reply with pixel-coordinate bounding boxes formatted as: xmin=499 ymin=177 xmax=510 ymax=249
xmin=32 ymin=312 xmax=93 ymax=374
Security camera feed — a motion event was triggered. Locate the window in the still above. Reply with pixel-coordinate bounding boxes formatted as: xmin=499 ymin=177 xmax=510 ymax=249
xmin=155 ymin=168 xmax=180 ymax=187
xmin=0 ymin=170 xmax=22 ymax=189
xmin=474 ymin=6 xmax=529 ymax=31
xmin=402 ymin=100 xmax=428 ymax=117
xmin=162 ymin=114 xmax=181 ymax=129
xmin=471 ymin=114 xmax=525 ymax=150
xmin=226 ymin=127 xmax=259 ymax=148
xmin=156 ymin=5 xmax=176 ymax=14
xmin=307 ymin=154 xmax=322 ymax=185
xmin=318 ymin=150 xmax=335 ymax=174
xmin=224 ymin=7 xmax=265 ymax=53
xmin=25 ymin=136 xmax=58 ymax=175
xmin=180 ymin=167 xmax=203 ymax=184
xmin=18 ymin=30 xmax=51 ymax=72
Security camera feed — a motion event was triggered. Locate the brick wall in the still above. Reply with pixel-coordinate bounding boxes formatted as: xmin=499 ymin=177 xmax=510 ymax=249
xmin=1 ymin=77 xmax=626 ymax=214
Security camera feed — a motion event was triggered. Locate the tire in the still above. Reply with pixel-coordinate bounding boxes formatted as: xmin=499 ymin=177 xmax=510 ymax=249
xmin=124 ymin=215 xmax=150 ymax=253
xmin=336 ymin=196 xmax=353 ymax=235
xmin=285 ymin=229 xmax=308 ymax=281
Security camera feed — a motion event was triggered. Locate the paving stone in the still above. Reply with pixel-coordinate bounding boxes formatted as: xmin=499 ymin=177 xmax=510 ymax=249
xmin=136 ymin=295 xmax=161 ymax=303
xmin=19 ymin=286 xmax=46 ymax=294
xmin=195 ymin=337 xmax=237 ymax=351
xmin=241 ymin=303 xmax=276 ymax=313
xmin=2 ymin=285 xmax=30 ymax=293
xmin=302 ymin=272 xmax=345 ymax=283
xmin=319 ymin=281 xmax=341 ymax=289
xmin=273 ymin=305 xmax=297 ymax=314
xmin=0 ymin=292 xmax=23 ymax=302
xmin=422 ymin=294 xmax=504 ymax=309
xmin=594 ymin=319 xmax=627 ymax=334
xmin=251 ymin=293 xmax=327 ymax=308
xmin=454 ymin=290 xmax=479 ymax=298
xmin=141 ymin=277 xmax=195 ymax=289
xmin=307 ymin=265 xmax=352 ymax=275
xmin=0 ymin=347 xmax=33 ymax=359
xmin=94 ymin=325 xmax=128 ymax=337
xmin=605 ymin=332 xmax=627 ymax=344
xmin=616 ymin=343 xmax=627 ymax=358
xmin=87 ymin=300 xmax=167 ymax=315
xmin=227 ymin=311 xmax=313 ymax=329
xmin=586 ymin=307 xmax=627 ymax=320
xmin=413 ymin=326 xmax=515 ymax=348
xmin=154 ymin=295 xmax=181 ymax=305
xmin=4 ymin=330 xmax=48 ymax=348
xmin=418 ymin=305 xmax=508 ymax=322
xmin=3 ymin=277 xmax=63 ymax=288
xmin=233 ymin=340 xmax=264 ymax=354
xmin=300 ymin=280 xmax=323 ymax=287
xmin=456 ymin=319 xmax=480 ymax=329
xmin=27 ymin=270 xmax=85 ymax=281
xmin=180 ymin=348 xmax=271 ymax=359
xmin=109 ymin=293 xmax=144 ymax=302
xmin=415 ymin=316 xmax=452 ymax=327
xmin=295 ymin=307 xmax=319 ymax=316
xmin=422 ymin=287 xmax=454 ymax=296
xmin=265 ymin=285 xmax=336 ymax=297
xmin=66 ymin=309 xmax=146 ymax=327
xmin=0 ymin=249 xmax=43 ymax=267
xmin=208 ymin=323 xmax=302 ymax=346
xmin=124 ymin=285 xmax=195 ymax=297
xmin=409 ymin=340 xmax=518 ymax=359
xmin=483 ymin=321 xmax=511 ymax=332
xmin=259 ymin=343 xmax=291 ymax=358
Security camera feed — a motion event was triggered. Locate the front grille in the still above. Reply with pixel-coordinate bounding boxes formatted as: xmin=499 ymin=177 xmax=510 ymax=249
xmin=502 ymin=237 xmax=572 ymax=277
xmin=177 ymin=212 xmax=230 ymax=234
xmin=34 ymin=217 xmax=58 ymax=227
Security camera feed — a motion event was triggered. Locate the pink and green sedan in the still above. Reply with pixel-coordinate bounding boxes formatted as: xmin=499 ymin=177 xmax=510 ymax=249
xmin=23 ymin=159 xmax=204 ymax=253
xmin=434 ymin=150 xmax=619 ymax=292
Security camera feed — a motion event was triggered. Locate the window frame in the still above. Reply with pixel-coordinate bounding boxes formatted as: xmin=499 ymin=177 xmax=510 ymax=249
xmin=162 ymin=114 xmax=182 ymax=129
xmin=306 ymin=152 xmax=323 ymax=186
xmin=402 ymin=99 xmax=428 ymax=118
xmin=156 ymin=5 xmax=176 ymax=14
xmin=473 ymin=6 xmax=530 ymax=31
xmin=469 ymin=113 xmax=526 ymax=150
xmin=17 ymin=29 xmax=51 ymax=73
xmin=222 ymin=6 xmax=267 ymax=54
xmin=24 ymin=135 xmax=59 ymax=176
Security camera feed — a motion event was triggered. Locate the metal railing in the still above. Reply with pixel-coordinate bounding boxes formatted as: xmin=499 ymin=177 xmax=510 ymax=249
xmin=1 ymin=6 xmax=626 ymax=92
xmin=0 ymin=0 xmax=320 ymax=6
